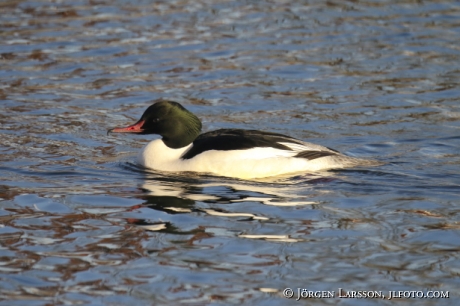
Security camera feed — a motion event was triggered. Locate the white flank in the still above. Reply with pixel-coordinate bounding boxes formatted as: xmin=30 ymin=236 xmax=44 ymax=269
xmin=138 ymin=139 xmax=378 ymax=179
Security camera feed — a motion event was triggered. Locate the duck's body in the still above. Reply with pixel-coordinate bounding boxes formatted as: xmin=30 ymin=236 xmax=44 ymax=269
xmin=109 ymin=100 xmax=381 ymax=179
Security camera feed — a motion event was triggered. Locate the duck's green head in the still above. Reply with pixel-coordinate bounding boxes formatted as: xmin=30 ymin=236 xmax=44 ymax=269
xmin=108 ymin=100 xmax=202 ymax=149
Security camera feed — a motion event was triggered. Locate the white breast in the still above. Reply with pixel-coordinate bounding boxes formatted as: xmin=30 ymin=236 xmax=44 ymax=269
xmin=138 ymin=139 xmax=192 ymax=171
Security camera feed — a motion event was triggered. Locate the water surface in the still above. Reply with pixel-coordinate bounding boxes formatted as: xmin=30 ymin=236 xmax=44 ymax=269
xmin=1 ymin=0 xmax=460 ymax=305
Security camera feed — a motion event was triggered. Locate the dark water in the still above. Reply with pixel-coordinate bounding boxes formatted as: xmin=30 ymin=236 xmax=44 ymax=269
xmin=1 ymin=0 xmax=460 ymax=305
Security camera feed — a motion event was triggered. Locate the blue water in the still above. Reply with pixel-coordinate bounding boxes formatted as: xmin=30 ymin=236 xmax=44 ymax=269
xmin=1 ymin=0 xmax=459 ymax=305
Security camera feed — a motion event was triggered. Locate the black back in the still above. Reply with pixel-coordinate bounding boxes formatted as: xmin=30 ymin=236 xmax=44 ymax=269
xmin=181 ymin=129 xmax=337 ymax=160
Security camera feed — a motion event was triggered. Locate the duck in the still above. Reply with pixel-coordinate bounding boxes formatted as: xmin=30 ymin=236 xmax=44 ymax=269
xmin=108 ymin=100 xmax=381 ymax=179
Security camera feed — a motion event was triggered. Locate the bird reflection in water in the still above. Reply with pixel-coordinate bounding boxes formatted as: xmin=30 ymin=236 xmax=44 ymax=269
xmin=123 ymin=168 xmax=334 ymax=243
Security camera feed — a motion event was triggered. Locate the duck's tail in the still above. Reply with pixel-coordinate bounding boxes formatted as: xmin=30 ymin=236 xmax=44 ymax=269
xmin=328 ymin=154 xmax=385 ymax=169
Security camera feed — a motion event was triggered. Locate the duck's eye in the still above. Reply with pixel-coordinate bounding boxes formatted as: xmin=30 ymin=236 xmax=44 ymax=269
xmin=151 ymin=117 xmax=160 ymax=122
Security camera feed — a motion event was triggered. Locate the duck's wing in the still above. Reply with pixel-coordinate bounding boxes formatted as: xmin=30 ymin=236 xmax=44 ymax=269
xmin=181 ymin=129 xmax=339 ymax=160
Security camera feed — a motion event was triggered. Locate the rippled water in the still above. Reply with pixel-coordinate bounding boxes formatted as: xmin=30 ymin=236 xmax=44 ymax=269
xmin=1 ymin=0 xmax=460 ymax=305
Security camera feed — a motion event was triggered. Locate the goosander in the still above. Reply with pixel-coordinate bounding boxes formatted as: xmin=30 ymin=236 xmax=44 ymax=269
xmin=108 ymin=100 xmax=381 ymax=179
